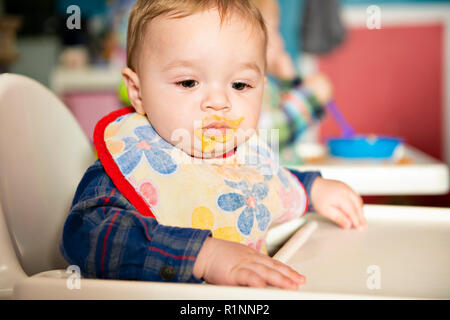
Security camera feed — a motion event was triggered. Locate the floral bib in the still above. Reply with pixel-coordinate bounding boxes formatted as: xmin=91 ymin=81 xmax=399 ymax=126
xmin=94 ymin=107 xmax=308 ymax=253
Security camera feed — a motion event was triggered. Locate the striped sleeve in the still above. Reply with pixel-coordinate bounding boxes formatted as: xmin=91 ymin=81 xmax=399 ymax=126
xmin=288 ymin=169 xmax=322 ymax=212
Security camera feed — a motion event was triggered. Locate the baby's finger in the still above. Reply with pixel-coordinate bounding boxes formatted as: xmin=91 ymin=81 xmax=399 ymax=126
xmin=338 ymin=198 xmax=360 ymax=229
xmin=260 ymin=256 xmax=305 ymax=285
xmin=350 ymin=192 xmax=366 ymax=227
xmin=234 ymin=268 xmax=267 ymax=288
xmin=249 ymin=263 xmax=299 ymax=290
xmin=327 ymin=206 xmax=352 ymax=229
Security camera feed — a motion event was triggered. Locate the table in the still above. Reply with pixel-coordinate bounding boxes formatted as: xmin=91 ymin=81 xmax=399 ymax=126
xmin=284 ymin=144 xmax=449 ymax=196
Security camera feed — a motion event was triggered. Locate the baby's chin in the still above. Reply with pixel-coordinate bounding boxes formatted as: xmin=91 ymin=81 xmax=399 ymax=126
xmin=190 ymin=142 xmax=237 ymax=159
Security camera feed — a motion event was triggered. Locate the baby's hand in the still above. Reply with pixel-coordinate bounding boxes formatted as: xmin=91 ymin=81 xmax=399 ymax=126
xmin=310 ymin=177 xmax=366 ymax=230
xmin=193 ymin=237 xmax=305 ymax=290
xmin=304 ymin=73 xmax=334 ymax=105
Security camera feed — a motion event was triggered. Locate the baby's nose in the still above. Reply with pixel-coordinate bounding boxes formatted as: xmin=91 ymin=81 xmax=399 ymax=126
xmin=205 ymin=103 xmax=230 ymax=111
xmin=200 ymin=87 xmax=231 ymax=111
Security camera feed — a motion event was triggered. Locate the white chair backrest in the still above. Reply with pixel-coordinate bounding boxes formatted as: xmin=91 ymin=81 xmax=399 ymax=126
xmin=0 ymin=73 xmax=95 ymax=276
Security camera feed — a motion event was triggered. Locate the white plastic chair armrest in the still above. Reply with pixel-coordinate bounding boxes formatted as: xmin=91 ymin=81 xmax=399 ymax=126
xmin=0 ymin=204 xmax=27 ymax=299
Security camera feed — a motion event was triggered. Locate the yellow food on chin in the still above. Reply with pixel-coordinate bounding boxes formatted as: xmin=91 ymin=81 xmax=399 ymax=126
xmin=195 ymin=116 xmax=244 ymax=152
xmin=215 ymin=130 xmax=235 ymax=143
xmin=202 ymin=135 xmax=216 ymax=153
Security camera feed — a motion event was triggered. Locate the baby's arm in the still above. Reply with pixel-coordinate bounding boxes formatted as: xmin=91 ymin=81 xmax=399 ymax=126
xmin=288 ymin=169 xmax=322 ymax=212
xmin=60 ymin=160 xmax=211 ymax=282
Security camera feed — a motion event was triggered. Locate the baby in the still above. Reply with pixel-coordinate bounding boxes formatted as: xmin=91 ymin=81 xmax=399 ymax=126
xmin=61 ymin=0 xmax=365 ymax=290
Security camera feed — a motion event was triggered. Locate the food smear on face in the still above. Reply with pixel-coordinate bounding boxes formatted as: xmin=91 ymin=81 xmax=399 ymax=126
xmin=195 ymin=115 xmax=244 ymax=153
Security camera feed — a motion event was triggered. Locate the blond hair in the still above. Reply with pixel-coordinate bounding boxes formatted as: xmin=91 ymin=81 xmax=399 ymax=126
xmin=126 ymin=0 xmax=268 ymax=71
xmin=251 ymin=0 xmax=279 ymax=16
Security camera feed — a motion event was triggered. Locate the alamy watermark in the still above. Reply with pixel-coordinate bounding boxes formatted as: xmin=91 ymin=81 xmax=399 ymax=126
xmin=366 ymin=265 xmax=381 ymax=290
xmin=66 ymin=5 xmax=81 ymax=30
xmin=66 ymin=265 xmax=81 ymax=290
xmin=366 ymin=5 xmax=381 ymax=30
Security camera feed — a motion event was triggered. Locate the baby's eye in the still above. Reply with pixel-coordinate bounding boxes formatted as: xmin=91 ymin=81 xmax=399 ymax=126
xmin=177 ymin=80 xmax=198 ymax=88
xmin=231 ymin=82 xmax=251 ymax=91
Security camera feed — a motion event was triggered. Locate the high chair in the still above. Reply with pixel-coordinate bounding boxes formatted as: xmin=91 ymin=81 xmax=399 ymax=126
xmin=0 ymin=73 xmax=95 ymax=298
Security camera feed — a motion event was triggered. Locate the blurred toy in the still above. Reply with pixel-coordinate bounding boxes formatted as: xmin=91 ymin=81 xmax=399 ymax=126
xmin=118 ymin=78 xmax=130 ymax=105
xmin=252 ymin=0 xmax=332 ymax=148
xmin=106 ymin=0 xmax=136 ymax=104
xmin=105 ymin=0 xmax=135 ymax=66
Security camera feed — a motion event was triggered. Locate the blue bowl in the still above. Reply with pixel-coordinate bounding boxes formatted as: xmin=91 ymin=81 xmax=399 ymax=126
xmin=327 ymin=135 xmax=403 ymax=159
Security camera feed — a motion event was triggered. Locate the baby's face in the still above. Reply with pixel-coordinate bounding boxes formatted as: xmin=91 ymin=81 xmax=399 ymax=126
xmin=124 ymin=8 xmax=266 ymax=158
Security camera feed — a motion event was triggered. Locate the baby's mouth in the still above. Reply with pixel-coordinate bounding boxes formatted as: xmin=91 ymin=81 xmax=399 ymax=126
xmin=194 ymin=116 xmax=244 ymax=152
xmin=203 ymin=115 xmax=243 ymax=129
xmin=202 ymin=122 xmax=231 ymax=137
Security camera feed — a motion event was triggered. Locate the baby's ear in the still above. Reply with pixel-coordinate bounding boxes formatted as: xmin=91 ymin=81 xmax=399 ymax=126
xmin=121 ymin=67 xmax=145 ymax=115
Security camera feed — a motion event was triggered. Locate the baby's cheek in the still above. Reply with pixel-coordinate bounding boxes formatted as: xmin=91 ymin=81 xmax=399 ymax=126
xmin=242 ymin=115 xmax=260 ymax=132
xmin=169 ymin=127 xmax=194 ymax=148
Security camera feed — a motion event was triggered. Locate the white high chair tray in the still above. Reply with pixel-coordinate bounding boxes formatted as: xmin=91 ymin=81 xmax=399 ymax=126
xmin=281 ymin=204 xmax=450 ymax=299
xmin=12 ymin=205 xmax=450 ymax=300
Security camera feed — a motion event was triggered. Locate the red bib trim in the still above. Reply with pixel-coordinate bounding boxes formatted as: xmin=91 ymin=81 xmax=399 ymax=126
xmin=94 ymin=107 xmax=156 ymax=218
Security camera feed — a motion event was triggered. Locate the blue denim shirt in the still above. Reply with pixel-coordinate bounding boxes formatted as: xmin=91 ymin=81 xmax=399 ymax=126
xmin=60 ymin=159 xmax=321 ymax=283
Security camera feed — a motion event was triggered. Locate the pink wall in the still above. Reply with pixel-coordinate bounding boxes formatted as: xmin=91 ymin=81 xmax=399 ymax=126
xmin=63 ymin=91 xmax=123 ymax=143
xmin=318 ymin=24 xmax=444 ymax=160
